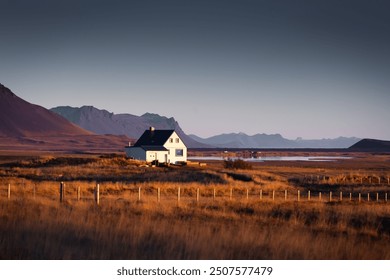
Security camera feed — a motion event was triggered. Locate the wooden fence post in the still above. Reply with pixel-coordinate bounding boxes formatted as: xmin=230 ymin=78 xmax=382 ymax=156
xmin=329 ymin=191 xmax=332 ymax=202
xmin=213 ymin=188 xmax=216 ymax=201
xmin=285 ymin=190 xmax=287 ymax=201
xmin=308 ymin=190 xmax=311 ymax=201
xmin=297 ymin=190 xmax=300 ymax=202
xmin=260 ymin=189 xmax=263 ymax=201
xmin=247 ymin=189 xmax=249 ymax=201
xmin=77 ymin=186 xmax=81 ymax=201
xmin=196 ymin=188 xmax=200 ymax=204
xmin=95 ymin=184 xmax=100 ymax=205
xmin=349 ymin=193 xmax=352 ymax=201
xmin=157 ymin=187 xmax=161 ymax=203
xmin=367 ymin=193 xmax=370 ymax=202
xmin=319 ymin=192 xmax=322 ymax=201
xmin=177 ymin=187 xmax=181 ymax=204
xmin=376 ymin=193 xmax=379 ymax=202
xmin=272 ymin=190 xmax=275 ymax=201
xmin=359 ymin=193 xmax=361 ymax=203
xmin=229 ymin=188 xmax=233 ymax=201
xmin=59 ymin=182 xmax=64 ymax=203
xmin=8 ymin=184 xmax=11 ymax=200
xmin=340 ymin=192 xmax=343 ymax=202
xmin=138 ymin=187 xmax=141 ymax=202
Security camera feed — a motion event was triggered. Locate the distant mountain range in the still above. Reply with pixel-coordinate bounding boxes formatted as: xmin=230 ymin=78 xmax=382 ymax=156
xmin=1 ymin=82 xmax=383 ymax=151
xmin=189 ymin=133 xmax=360 ymax=149
xmin=50 ymin=106 xmax=207 ymax=148
xmin=51 ymin=105 xmax=361 ymax=149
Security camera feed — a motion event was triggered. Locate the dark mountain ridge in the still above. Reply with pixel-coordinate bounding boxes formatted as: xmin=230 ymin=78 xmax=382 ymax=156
xmin=51 ymin=105 xmax=361 ymax=149
xmin=50 ymin=106 xmax=208 ymax=148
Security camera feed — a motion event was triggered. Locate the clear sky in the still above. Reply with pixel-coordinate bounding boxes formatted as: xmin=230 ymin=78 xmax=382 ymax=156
xmin=1 ymin=0 xmax=389 ymax=140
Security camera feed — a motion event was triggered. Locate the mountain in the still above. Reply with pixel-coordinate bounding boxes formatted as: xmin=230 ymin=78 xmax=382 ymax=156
xmin=50 ymin=106 xmax=208 ymax=148
xmin=190 ymin=133 xmax=293 ymax=148
xmin=3 ymin=81 xmax=359 ymax=150
xmin=294 ymin=136 xmax=361 ymax=149
xmin=0 ymin=83 xmax=91 ymax=137
xmin=348 ymin=139 xmax=390 ymax=152
xmin=0 ymin=83 xmax=130 ymax=152
xmin=189 ymin=133 xmax=360 ymax=149
xmin=50 ymin=105 xmax=360 ymax=149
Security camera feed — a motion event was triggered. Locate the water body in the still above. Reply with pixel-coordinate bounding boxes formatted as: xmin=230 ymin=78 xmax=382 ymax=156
xmin=188 ymin=156 xmax=352 ymax=162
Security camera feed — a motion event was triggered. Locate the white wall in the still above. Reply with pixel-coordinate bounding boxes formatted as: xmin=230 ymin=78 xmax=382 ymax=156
xmin=163 ymin=131 xmax=187 ymax=164
xmin=145 ymin=151 xmax=168 ymax=163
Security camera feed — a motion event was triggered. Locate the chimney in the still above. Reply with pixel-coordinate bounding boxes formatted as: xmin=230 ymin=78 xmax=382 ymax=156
xmin=149 ymin=126 xmax=155 ymax=132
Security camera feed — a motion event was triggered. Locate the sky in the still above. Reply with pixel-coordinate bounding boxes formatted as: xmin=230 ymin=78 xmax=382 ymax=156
xmin=1 ymin=0 xmax=390 ymax=140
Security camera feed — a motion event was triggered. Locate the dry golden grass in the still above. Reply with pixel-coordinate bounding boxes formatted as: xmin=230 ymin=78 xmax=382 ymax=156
xmin=1 ymin=195 xmax=390 ymax=259
xmin=1 ymin=153 xmax=390 ymax=259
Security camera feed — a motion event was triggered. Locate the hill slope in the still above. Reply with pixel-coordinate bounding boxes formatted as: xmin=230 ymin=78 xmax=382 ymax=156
xmin=51 ymin=106 xmax=208 ymax=148
xmin=348 ymin=139 xmax=390 ymax=152
xmin=0 ymin=84 xmax=91 ymax=137
xmin=0 ymin=83 xmax=130 ymax=152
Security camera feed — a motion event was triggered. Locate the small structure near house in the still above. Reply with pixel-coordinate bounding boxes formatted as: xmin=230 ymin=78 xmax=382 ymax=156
xmin=125 ymin=127 xmax=187 ymax=164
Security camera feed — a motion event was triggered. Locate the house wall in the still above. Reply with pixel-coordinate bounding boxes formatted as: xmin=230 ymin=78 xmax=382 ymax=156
xmin=145 ymin=151 xmax=169 ymax=163
xmin=163 ymin=131 xmax=187 ymax=164
xmin=125 ymin=147 xmax=146 ymax=161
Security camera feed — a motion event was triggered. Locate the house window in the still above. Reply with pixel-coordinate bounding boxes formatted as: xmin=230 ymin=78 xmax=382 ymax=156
xmin=175 ymin=149 xmax=184 ymax=156
xmin=169 ymin=138 xmax=173 ymax=143
xmin=175 ymin=138 xmax=179 ymax=143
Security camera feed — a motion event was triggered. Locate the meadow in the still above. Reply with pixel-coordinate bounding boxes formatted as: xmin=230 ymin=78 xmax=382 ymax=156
xmin=0 ymin=152 xmax=390 ymax=259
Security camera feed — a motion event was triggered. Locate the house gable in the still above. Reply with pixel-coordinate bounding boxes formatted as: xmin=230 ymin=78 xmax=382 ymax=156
xmin=162 ymin=131 xmax=187 ymax=163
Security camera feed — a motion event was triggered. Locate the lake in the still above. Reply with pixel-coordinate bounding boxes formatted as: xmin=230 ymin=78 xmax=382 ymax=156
xmin=187 ymin=156 xmax=352 ymax=162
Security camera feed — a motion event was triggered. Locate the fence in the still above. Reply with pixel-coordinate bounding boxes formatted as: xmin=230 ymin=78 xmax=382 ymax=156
xmin=2 ymin=182 xmax=389 ymax=205
xmin=294 ymin=175 xmax=390 ymax=185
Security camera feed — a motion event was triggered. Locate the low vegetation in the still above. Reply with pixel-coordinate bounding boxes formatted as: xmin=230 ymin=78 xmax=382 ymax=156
xmin=1 ymin=196 xmax=389 ymax=259
xmin=224 ymin=159 xmax=252 ymax=170
xmin=0 ymin=153 xmax=390 ymax=259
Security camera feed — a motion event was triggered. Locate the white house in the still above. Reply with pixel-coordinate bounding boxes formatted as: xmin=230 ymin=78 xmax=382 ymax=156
xmin=125 ymin=127 xmax=187 ymax=164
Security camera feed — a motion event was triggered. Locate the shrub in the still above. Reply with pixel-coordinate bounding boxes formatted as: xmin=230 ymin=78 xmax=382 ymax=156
xmin=223 ymin=159 xmax=252 ymax=170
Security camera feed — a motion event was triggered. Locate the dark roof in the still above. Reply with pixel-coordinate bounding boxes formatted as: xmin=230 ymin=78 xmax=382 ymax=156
xmin=134 ymin=129 xmax=175 ymax=147
xmin=140 ymin=145 xmax=168 ymax=151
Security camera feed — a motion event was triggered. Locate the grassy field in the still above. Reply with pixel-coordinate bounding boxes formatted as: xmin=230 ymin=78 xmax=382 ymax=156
xmin=0 ymin=152 xmax=390 ymax=259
